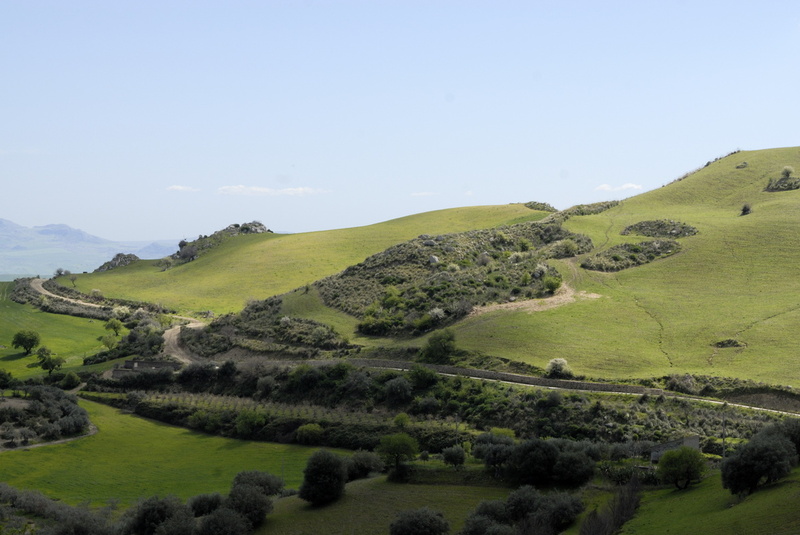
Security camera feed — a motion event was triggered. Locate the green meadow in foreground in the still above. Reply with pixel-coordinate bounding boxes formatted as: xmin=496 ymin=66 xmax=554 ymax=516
xmin=621 ymin=467 xmax=800 ymax=535
xmin=65 ymin=205 xmax=547 ymax=315
xmin=0 ymin=282 xmax=107 ymax=378
xmin=262 ymin=477 xmax=510 ymax=535
xmin=0 ymin=400 xmax=327 ymax=506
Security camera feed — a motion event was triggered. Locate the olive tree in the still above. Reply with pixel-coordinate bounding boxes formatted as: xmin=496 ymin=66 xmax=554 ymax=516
xmin=657 ymin=446 xmax=706 ymax=489
xmin=298 ymin=450 xmax=347 ymax=506
xmin=11 ymin=330 xmax=40 ymax=355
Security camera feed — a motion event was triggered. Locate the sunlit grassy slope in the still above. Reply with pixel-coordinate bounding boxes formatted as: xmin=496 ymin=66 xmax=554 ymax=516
xmin=452 ymin=147 xmax=800 ymax=383
xmin=68 ymin=205 xmax=545 ymax=315
xmin=620 ymin=468 xmax=800 ymax=535
xmin=0 ymin=400 xmax=334 ymax=506
xmin=0 ymin=282 xmax=108 ymax=378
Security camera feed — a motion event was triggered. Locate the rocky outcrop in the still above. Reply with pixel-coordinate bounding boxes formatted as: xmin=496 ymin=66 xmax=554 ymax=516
xmin=94 ymin=253 xmax=140 ymax=272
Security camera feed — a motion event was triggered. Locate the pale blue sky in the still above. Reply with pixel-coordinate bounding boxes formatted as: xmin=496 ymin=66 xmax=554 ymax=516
xmin=2 ymin=1 xmax=799 ymax=241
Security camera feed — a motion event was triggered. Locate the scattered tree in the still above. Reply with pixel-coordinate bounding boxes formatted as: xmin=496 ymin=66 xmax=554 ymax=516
xmin=298 ymin=450 xmax=347 ymax=506
xmin=740 ymin=203 xmax=752 ymax=216
xmin=722 ymin=433 xmax=797 ymax=495
xmin=377 ymin=432 xmax=420 ymax=473
xmin=782 ymin=165 xmax=794 ymax=179
xmin=11 ymin=330 xmax=40 ymax=355
xmin=36 ymin=347 xmax=65 ymax=376
xmin=657 ymin=446 xmax=706 ymax=489
xmin=390 ymin=507 xmax=450 ymax=535
xmin=442 ymin=445 xmax=466 ymax=470
xmin=69 ymin=273 xmax=78 ymax=287
xmin=105 ymin=318 xmax=124 ymax=337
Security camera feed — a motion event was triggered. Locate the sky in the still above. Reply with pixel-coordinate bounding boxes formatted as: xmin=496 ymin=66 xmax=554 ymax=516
xmin=2 ymin=1 xmax=800 ymax=242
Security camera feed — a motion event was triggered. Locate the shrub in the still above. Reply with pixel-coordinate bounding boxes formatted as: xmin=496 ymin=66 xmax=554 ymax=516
xmin=544 ymin=358 xmax=573 ymax=379
xmin=296 ymin=423 xmax=324 ymax=445
xmin=231 ymin=471 xmax=284 ymax=496
xmin=226 ymin=483 xmax=271 ymax=528
xmin=188 ymin=493 xmax=223 ymax=517
xmin=389 ymin=507 xmax=450 ymax=535
xmin=384 ymin=377 xmax=413 ymax=406
xmin=197 ymin=506 xmax=252 ymax=535
xmin=298 ymin=450 xmax=347 ymax=506
xmin=418 ymin=329 xmax=456 ymax=364
xmin=741 ymin=203 xmax=752 ymax=216
xmin=117 ymin=495 xmax=192 ymax=535
xmin=60 ymin=372 xmax=81 ymax=390
xmin=346 ymin=450 xmax=385 ymax=481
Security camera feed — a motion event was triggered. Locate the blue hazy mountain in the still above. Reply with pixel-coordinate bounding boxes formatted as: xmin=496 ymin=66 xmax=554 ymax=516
xmin=0 ymin=219 xmax=175 ymax=279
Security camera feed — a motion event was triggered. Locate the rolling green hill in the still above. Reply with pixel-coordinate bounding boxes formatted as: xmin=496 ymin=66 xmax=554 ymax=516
xmin=64 ymin=204 xmax=547 ymax=315
xmin=621 ymin=467 xmax=800 ymax=535
xmin=451 ymin=147 xmax=800 ymax=384
xmin=51 ymin=147 xmax=800 ymax=387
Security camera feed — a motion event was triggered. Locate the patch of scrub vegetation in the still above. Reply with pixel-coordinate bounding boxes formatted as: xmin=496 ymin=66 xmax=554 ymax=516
xmin=580 ymin=240 xmax=680 ymax=272
xmin=542 ymin=200 xmax=621 ymax=224
xmin=180 ymin=295 xmax=351 ymax=359
xmin=316 ymin=221 xmax=592 ymax=335
xmin=524 ymin=201 xmax=558 ymax=212
xmin=621 ymin=220 xmax=698 ymax=238
xmin=765 ymin=166 xmax=800 ymax=192
xmin=0 ymin=386 xmax=89 ymax=448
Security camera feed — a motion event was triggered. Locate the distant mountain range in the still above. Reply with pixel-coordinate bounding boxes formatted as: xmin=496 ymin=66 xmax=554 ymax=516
xmin=0 ymin=219 xmax=176 ymax=279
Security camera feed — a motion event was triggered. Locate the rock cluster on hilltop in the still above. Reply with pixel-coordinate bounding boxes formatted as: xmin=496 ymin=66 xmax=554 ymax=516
xmin=94 ymin=253 xmax=140 ymax=272
xmin=167 ymin=221 xmax=273 ymax=266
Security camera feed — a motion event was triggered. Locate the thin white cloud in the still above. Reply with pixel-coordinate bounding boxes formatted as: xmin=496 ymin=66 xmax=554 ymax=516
xmin=411 ymin=191 xmax=438 ymax=197
xmin=167 ymin=185 xmax=200 ymax=192
xmin=464 ymin=190 xmax=474 ymax=196
xmin=594 ymin=183 xmax=643 ymax=192
xmin=217 ymin=186 xmax=327 ymax=196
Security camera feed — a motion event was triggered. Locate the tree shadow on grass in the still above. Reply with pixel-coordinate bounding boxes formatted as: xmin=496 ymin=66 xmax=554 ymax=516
xmin=0 ymin=352 xmax=29 ymax=362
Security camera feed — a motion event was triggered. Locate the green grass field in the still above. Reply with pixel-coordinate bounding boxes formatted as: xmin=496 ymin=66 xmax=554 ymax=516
xmin=621 ymin=468 xmax=800 ymax=534
xmin=0 ymin=282 xmax=108 ymax=378
xmin=261 ymin=476 xmax=510 ymax=535
xmin=62 ymin=205 xmax=546 ymax=315
xmin=0 ymin=399 xmax=333 ymax=506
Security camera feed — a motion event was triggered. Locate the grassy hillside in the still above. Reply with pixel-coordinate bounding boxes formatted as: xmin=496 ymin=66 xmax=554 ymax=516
xmin=0 ymin=399 xmax=332 ymax=506
xmin=621 ymin=467 xmax=800 ymax=534
xmin=0 ymin=282 xmax=108 ymax=378
xmin=451 ymin=147 xmax=800 ymax=384
xmin=47 ymin=147 xmax=800 ymax=387
xmin=65 ymin=205 xmax=546 ymax=315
